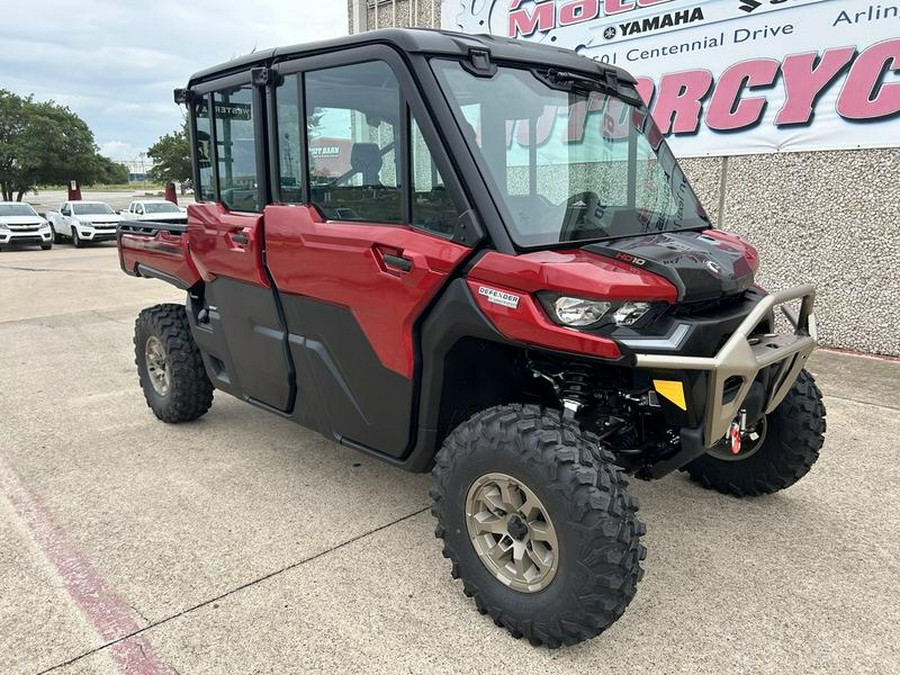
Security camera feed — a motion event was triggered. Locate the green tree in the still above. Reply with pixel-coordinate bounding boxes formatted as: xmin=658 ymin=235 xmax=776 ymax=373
xmin=92 ymin=154 xmax=130 ymax=185
xmin=0 ymin=90 xmax=101 ymax=201
xmin=147 ymin=118 xmax=191 ymax=185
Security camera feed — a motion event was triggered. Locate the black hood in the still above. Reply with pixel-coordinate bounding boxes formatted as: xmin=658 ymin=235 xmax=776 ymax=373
xmin=584 ymin=231 xmax=755 ymax=303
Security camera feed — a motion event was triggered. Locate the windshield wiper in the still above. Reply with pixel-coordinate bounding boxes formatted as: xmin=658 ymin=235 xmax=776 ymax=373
xmin=539 ymin=69 xmax=644 ymax=107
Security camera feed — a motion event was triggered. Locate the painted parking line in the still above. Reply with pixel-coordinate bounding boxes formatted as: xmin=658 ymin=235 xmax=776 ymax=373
xmin=0 ymin=453 xmax=171 ymax=675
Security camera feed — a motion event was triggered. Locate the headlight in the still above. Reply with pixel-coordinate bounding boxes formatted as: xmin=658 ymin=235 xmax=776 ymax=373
xmin=550 ymin=296 xmax=612 ymax=327
xmin=540 ymin=295 xmax=655 ymax=328
xmin=612 ymin=302 xmax=652 ymax=326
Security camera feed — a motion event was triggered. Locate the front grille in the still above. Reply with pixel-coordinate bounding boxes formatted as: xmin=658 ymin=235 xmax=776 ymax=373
xmin=672 ymin=291 xmax=748 ymax=317
xmin=9 ymin=226 xmax=39 ymax=232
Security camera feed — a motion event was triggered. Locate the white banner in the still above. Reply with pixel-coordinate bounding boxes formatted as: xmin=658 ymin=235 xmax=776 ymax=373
xmin=443 ymin=0 xmax=900 ymax=156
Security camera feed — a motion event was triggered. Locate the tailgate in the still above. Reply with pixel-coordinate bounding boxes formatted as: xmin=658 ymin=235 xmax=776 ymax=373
xmin=117 ymin=221 xmax=201 ymax=290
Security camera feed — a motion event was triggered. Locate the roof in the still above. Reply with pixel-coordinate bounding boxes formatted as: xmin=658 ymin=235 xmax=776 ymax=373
xmin=187 ymin=27 xmax=635 ymax=87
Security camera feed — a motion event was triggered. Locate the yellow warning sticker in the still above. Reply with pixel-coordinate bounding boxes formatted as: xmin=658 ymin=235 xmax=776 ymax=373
xmin=653 ymin=380 xmax=687 ymax=411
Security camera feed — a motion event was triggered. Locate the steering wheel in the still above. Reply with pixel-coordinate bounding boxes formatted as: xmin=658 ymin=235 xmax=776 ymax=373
xmin=560 ymin=191 xmax=609 ymax=241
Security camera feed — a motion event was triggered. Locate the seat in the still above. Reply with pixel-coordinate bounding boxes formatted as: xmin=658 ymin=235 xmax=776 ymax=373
xmin=350 ymin=143 xmax=383 ymax=185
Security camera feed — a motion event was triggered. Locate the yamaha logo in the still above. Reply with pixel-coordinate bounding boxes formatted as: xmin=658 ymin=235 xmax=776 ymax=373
xmin=603 ymin=26 xmax=617 ymax=40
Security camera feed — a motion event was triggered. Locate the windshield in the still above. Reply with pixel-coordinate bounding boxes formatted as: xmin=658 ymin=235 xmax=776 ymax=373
xmin=143 ymin=202 xmax=180 ymax=214
xmin=0 ymin=203 xmax=38 ymax=217
xmin=73 ymin=203 xmax=115 ymax=215
xmin=431 ymin=60 xmax=708 ymax=247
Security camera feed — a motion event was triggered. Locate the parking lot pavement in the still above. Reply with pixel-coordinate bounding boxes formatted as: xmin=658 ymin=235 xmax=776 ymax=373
xmin=1 ymin=245 xmax=898 ymax=675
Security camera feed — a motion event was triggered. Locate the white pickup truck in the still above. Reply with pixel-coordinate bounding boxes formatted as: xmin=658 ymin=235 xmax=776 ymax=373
xmin=119 ymin=200 xmax=187 ymax=225
xmin=0 ymin=202 xmax=53 ymax=250
xmin=46 ymin=201 xmax=122 ymax=248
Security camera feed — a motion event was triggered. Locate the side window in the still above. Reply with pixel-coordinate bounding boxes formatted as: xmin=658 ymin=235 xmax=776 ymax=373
xmin=305 ymin=61 xmax=401 ymax=223
xmin=276 ymin=75 xmax=303 ymax=203
xmin=410 ymin=118 xmax=459 ymax=238
xmin=213 ymin=86 xmax=259 ymax=212
xmin=194 ymin=97 xmax=215 ymax=202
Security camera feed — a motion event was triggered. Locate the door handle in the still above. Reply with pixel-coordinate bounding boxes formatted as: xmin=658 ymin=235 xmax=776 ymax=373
xmin=382 ymin=253 xmax=412 ymax=272
xmin=231 ymin=232 xmax=249 ymax=245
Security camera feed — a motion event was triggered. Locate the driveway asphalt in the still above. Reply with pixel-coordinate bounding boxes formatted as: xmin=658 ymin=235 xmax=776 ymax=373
xmin=1 ymin=243 xmax=898 ymax=674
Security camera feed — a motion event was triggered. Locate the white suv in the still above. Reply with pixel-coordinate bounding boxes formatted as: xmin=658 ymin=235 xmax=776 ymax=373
xmin=0 ymin=202 xmax=52 ymax=250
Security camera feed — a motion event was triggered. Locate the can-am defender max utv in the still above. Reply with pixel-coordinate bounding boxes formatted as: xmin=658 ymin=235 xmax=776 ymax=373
xmin=118 ymin=29 xmax=826 ymax=647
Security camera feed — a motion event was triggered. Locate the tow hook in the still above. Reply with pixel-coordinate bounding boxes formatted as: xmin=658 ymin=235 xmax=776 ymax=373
xmin=728 ymin=410 xmax=747 ymax=455
xmin=728 ymin=422 xmax=742 ymax=455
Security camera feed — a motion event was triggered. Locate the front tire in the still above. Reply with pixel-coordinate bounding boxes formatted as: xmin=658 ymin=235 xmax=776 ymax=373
xmin=431 ymin=404 xmax=646 ymax=648
xmin=72 ymin=229 xmax=85 ymax=248
xmin=134 ymin=303 xmax=213 ymax=423
xmin=41 ymin=242 xmax=52 ymax=250
xmin=683 ymin=369 xmax=826 ymax=497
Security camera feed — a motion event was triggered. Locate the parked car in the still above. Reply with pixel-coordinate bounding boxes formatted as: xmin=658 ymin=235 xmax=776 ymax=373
xmin=0 ymin=202 xmax=52 ymax=250
xmin=119 ymin=200 xmax=187 ymax=224
xmin=46 ymin=201 xmax=121 ymax=247
xmin=116 ymin=29 xmax=826 ymax=648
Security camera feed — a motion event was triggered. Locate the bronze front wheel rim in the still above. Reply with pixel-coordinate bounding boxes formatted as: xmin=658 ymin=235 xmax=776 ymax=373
xmin=144 ymin=335 xmax=171 ymax=397
xmin=465 ymin=472 xmax=559 ymax=593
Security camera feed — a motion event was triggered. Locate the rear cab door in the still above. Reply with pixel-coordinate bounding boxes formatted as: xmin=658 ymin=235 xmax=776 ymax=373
xmin=261 ymin=46 xmax=482 ymax=457
xmin=184 ymin=72 xmax=294 ymax=413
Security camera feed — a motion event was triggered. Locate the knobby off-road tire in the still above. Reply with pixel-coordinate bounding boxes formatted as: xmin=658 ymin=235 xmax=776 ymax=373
xmin=684 ymin=369 xmax=826 ymax=497
xmin=134 ymin=303 xmax=213 ymax=423
xmin=430 ymin=404 xmax=646 ymax=648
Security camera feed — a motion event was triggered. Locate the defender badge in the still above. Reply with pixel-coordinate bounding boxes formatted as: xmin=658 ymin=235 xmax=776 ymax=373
xmin=478 ymin=286 xmax=520 ymax=309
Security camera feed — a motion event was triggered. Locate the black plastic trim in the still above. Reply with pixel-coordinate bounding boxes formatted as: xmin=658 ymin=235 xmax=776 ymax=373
xmin=135 ymin=264 xmax=190 ymax=290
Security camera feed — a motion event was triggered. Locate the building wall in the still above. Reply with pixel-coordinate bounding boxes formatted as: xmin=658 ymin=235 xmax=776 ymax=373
xmin=351 ymin=0 xmax=900 ymax=356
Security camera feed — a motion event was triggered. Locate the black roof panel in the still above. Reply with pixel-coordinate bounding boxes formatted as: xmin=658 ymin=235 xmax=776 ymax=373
xmin=187 ymin=28 xmax=635 ymax=86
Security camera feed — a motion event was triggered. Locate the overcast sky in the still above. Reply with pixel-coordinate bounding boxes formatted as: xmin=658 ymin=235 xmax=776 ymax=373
xmin=0 ymin=1 xmax=348 ymax=162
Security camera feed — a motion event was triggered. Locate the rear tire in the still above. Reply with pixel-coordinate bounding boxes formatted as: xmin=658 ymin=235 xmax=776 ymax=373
xmin=134 ymin=303 xmax=213 ymax=423
xmin=683 ymin=369 xmax=826 ymax=497
xmin=431 ymin=404 xmax=646 ymax=648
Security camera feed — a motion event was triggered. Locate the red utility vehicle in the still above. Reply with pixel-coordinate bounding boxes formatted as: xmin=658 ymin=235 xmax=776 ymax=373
xmin=119 ymin=29 xmax=825 ymax=647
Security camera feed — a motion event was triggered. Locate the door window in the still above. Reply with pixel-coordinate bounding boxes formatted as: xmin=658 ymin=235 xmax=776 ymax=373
xmin=194 ymin=97 xmax=215 ymax=202
xmin=274 ymin=58 xmax=467 ymax=239
xmin=304 ymin=61 xmax=402 ymax=223
xmin=213 ymin=86 xmax=259 ymax=212
xmin=410 ymin=118 xmax=457 ymax=239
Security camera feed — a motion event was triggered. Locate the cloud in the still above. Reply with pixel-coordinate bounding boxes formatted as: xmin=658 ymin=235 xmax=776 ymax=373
xmin=0 ymin=0 xmax=348 ymax=154
xmin=98 ymin=140 xmax=146 ymax=162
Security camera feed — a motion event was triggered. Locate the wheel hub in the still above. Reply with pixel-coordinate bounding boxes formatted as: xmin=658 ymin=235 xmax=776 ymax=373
xmin=144 ymin=335 xmax=171 ymax=397
xmin=506 ymin=515 xmax=528 ymax=541
xmin=465 ymin=472 xmax=559 ymax=593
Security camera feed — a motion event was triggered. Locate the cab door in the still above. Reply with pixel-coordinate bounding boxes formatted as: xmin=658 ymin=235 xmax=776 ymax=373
xmin=186 ymin=78 xmax=294 ymax=413
xmin=264 ymin=52 xmax=479 ymax=457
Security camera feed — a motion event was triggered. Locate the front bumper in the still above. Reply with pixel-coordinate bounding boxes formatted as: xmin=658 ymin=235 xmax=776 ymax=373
xmin=78 ymin=226 xmax=119 ymax=242
xmin=633 ymin=285 xmax=817 ymax=472
xmin=0 ymin=229 xmax=52 ymax=245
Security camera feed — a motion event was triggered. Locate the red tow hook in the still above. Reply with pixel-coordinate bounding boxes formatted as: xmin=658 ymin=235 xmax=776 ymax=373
xmin=728 ymin=421 xmax=742 ymax=455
